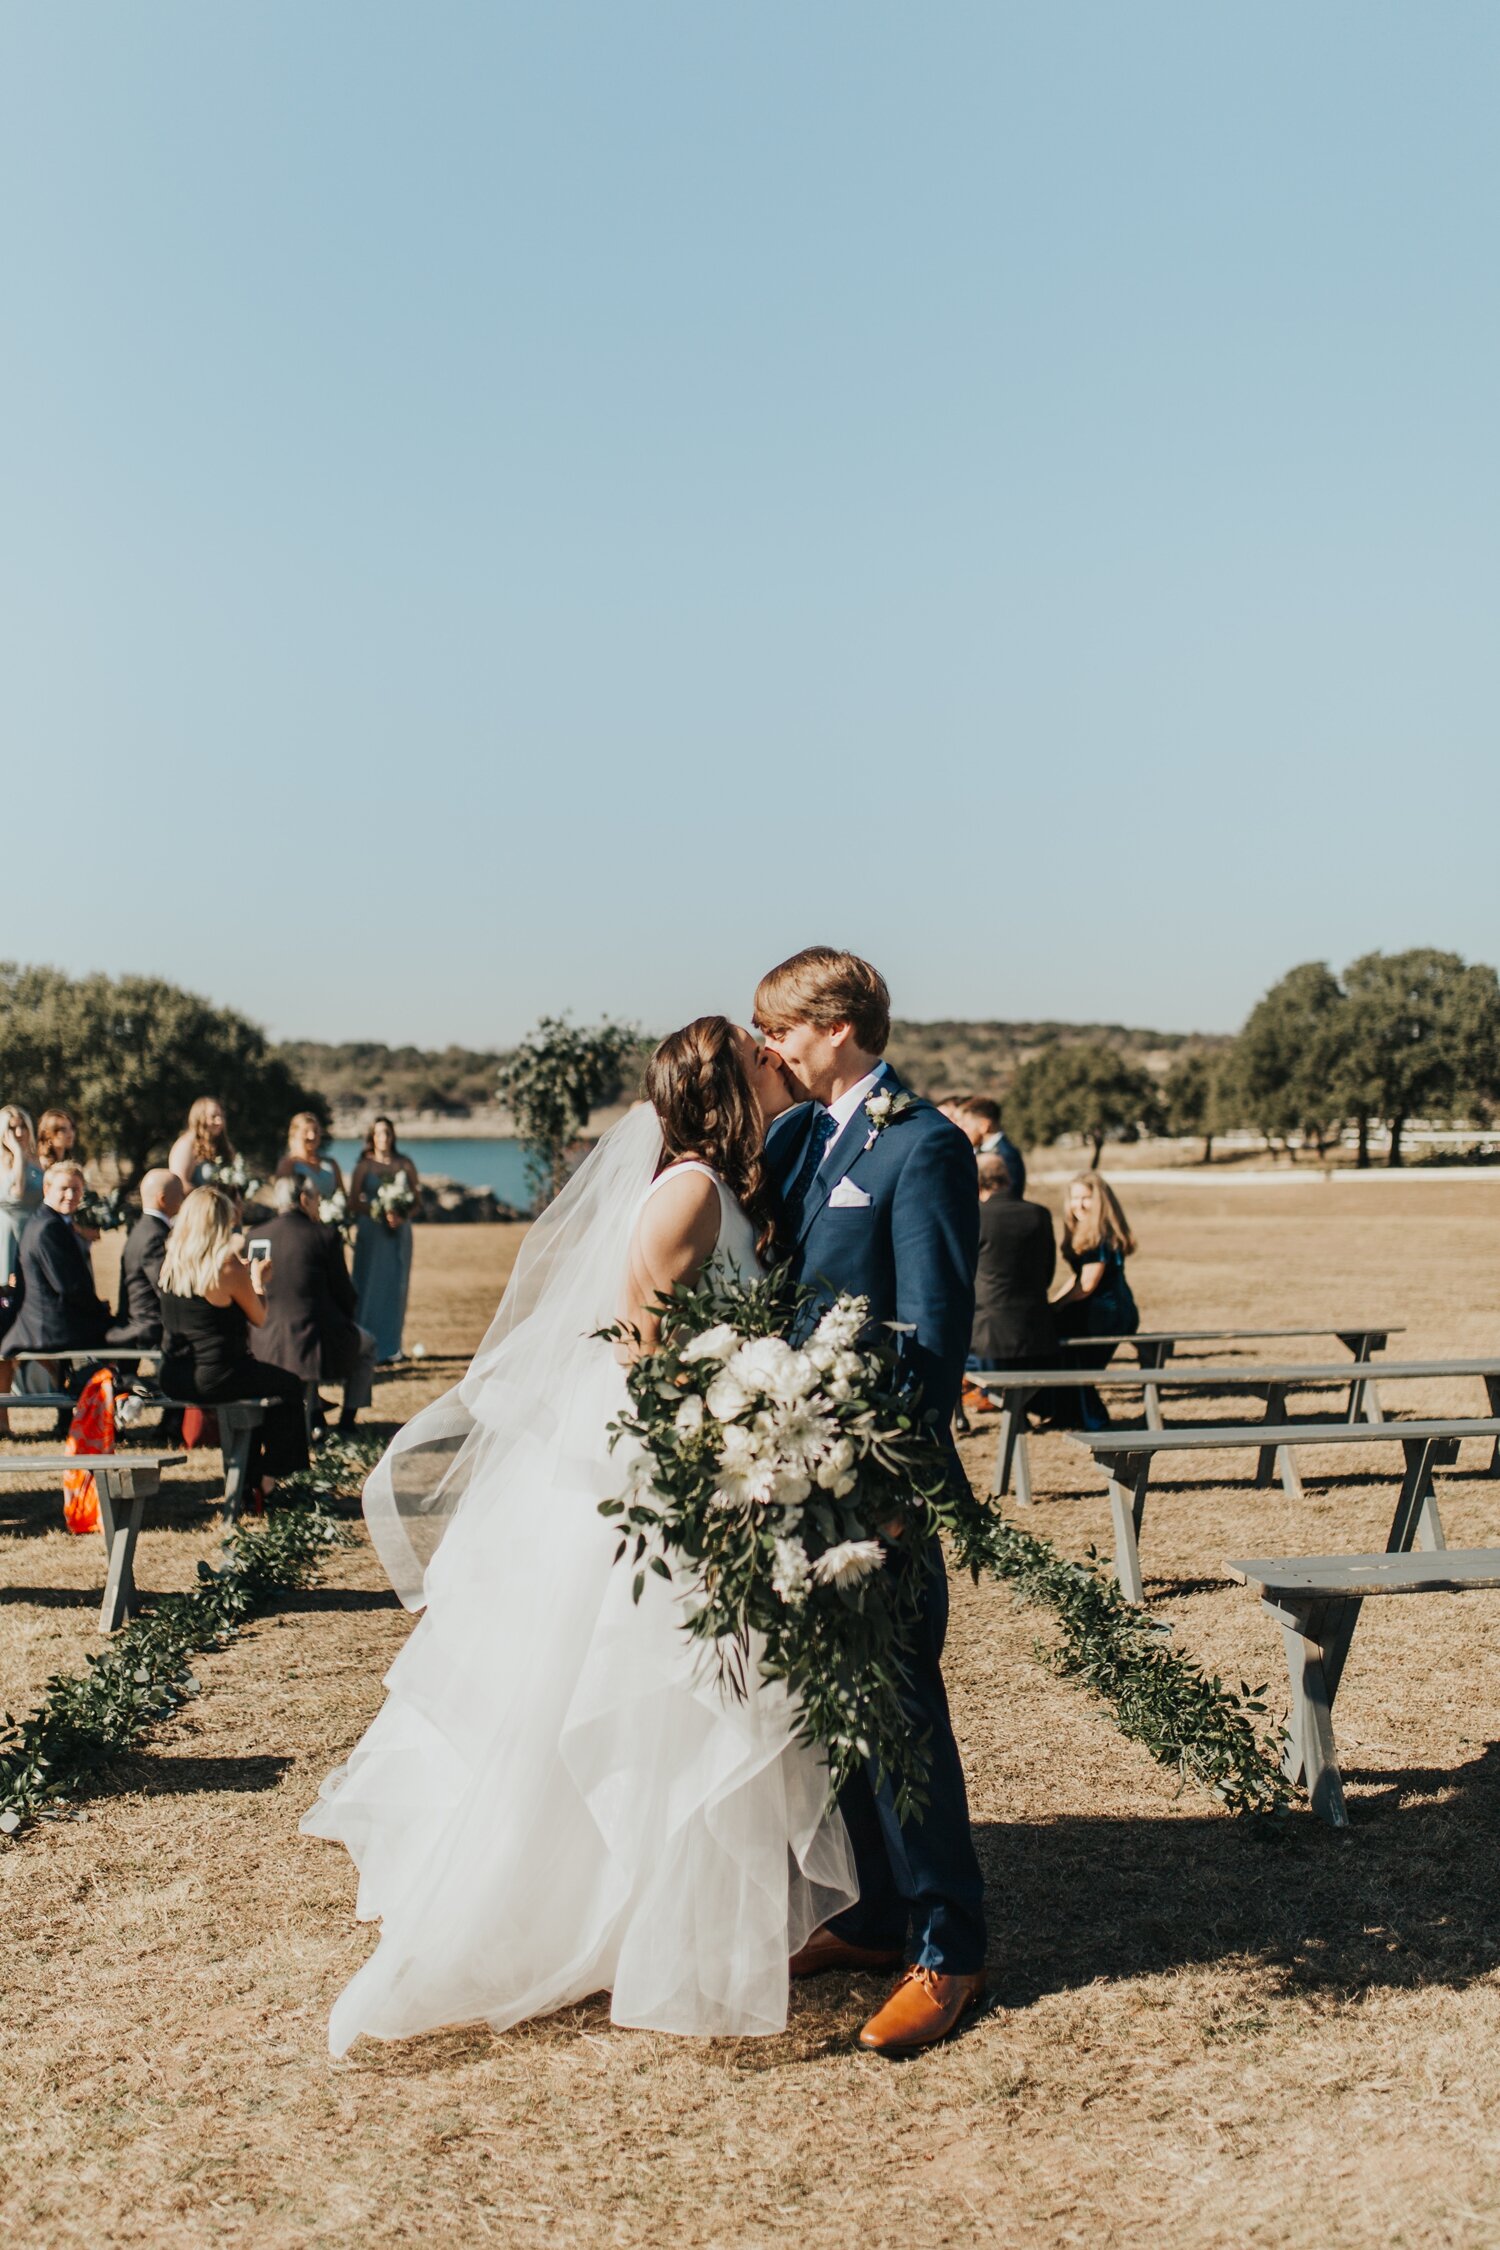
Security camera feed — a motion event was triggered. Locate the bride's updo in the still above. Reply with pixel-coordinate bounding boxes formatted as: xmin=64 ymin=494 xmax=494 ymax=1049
xmin=645 ymin=1016 xmax=776 ymax=1255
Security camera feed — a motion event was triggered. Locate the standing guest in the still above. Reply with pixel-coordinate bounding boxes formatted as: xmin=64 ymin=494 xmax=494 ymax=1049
xmin=350 ymin=1117 xmax=419 ymax=1363
xmin=955 ymin=1096 xmax=1026 ymax=1197
xmin=970 ymin=1154 xmax=1056 ymax=1371
xmin=109 ymin=1169 xmax=185 ymax=1347
xmin=1051 ymin=1171 xmax=1140 ymax=1429
xmin=158 ymin=1188 xmax=308 ymax=1502
xmin=0 ymin=1162 xmax=111 ymax=1377
xmin=0 ymin=1105 xmax=45 ymax=1430
xmin=276 ymin=1112 xmax=346 ymax=1202
xmin=0 ymin=1105 xmax=44 ymax=1289
xmin=36 ymin=1108 xmax=80 ymax=1169
xmin=168 ymin=1098 xmax=236 ymax=1191
xmin=251 ymin=1175 xmax=376 ymax=1431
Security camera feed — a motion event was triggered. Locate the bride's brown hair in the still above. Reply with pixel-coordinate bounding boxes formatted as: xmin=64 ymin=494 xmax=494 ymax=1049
xmin=645 ymin=1016 xmax=776 ymax=1256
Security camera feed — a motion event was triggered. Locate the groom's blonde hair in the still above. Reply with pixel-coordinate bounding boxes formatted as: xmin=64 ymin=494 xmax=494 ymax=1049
xmin=753 ymin=948 xmax=891 ymax=1054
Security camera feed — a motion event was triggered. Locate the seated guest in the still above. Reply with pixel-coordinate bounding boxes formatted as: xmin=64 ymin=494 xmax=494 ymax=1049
xmin=971 ymin=1154 xmax=1056 ymax=1373
xmin=251 ymin=1175 xmax=375 ymax=1431
xmin=168 ymin=1097 xmax=236 ymax=1191
xmin=275 ymin=1111 xmax=346 ymax=1202
xmin=158 ymin=1187 xmax=308 ymax=1501
xmin=1051 ymin=1172 xmax=1140 ymax=1429
xmin=956 ymin=1096 xmax=1026 ymax=1196
xmin=108 ymin=1169 xmax=184 ymax=1346
xmin=0 ymin=1161 xmax=111 ymax=1375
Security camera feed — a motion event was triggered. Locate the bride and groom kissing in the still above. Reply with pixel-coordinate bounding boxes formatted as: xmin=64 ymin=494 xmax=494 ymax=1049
xmin=302 ymin=947 xmax=989 ymax=2062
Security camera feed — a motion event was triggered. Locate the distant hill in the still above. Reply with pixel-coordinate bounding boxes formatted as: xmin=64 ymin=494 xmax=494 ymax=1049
xmin=275 ymin=1020 xmax=1229 ymax=1122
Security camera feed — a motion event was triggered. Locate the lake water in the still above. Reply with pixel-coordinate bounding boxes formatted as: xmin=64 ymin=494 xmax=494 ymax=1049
xmin=328 ymin=1138 xmax=535 ymax=1210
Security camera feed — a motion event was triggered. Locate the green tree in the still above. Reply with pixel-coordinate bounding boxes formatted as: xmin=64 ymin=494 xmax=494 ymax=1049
xmin=1005 ymin=1042 xmax=1162 ymax=1168
xmin=1161 ymin=1049 xmax=1239 ymax=1164
xmin=496 ymin=1016 xmax=645 ymax=1205
xmin=1233 ymin=962 xmax=1351 ymax=1161
xmin=0 ymin=963 xmax=326 ymax=1184
xmin=1341 ymin=948 xmax=1500 ymax=1167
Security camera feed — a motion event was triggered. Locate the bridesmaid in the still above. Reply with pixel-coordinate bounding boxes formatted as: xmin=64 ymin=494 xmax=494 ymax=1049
xmin=0 ymin=1105 xmax=45 ymax=1431
xmin=1051 ymin=1171 xmax=1141 ymax=1429
xmin=350 ymin=1117 xmax=420 ymax=1362
xmin=275 ymin=1112 xmax=346 ymax=1203
xmin=169 ymin=1096 xmax=236 ymax=1190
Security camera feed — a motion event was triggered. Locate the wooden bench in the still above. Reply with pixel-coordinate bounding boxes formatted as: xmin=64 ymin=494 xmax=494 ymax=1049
xmin=1227 ymin=1548 xmax=1500 ymax=1826
xmin=1074 ymin=1419 xmax=1500 ymax=1605
xmin=0 ymin=1454 xmax=186 ymax=1631
xmin=975 ymin=1358 xmax=1500 ymax=1505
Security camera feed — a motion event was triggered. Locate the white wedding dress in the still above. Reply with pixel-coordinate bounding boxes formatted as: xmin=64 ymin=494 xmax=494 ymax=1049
xmin=302 ymin=1118 xmax=856 ymax=2056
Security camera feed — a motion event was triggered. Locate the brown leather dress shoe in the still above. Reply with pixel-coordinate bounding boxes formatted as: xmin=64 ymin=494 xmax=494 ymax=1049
xmin=789 ymin=1926 xmax=904 ymax=1979
xmin=857 ymin=1966 xmax=988 ymax=2055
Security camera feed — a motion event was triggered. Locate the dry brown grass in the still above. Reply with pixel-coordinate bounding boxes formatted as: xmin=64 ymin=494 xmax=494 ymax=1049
xmin=3 ymin=1187 xmax=1500 ymax=2248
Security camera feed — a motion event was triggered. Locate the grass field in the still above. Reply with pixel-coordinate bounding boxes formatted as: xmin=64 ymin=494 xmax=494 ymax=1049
xmin=3 ymin=1180 xmax=1500 ymax=2247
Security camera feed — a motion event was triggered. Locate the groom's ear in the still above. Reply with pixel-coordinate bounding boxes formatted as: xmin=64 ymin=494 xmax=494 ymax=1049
xmin=827 ymin=1021 xmax=853 ymax=1051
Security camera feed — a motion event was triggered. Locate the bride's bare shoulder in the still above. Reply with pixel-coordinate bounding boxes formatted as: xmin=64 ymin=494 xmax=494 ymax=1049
xmin=633 ymin=1167 xmax=721 ymax=1265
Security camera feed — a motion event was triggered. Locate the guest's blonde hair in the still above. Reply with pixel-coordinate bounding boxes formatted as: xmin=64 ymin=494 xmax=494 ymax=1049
xmin=753 ymin=947 xmax=891 ymax=1054
xmin=0 ymin=1105 xmax=34 ymax=1188
xmin=42 ymin=1159 xmax=85 ymax=1192
xmin=159 ymin=1186 xmax=237 ymax=1300
xmin=1063 ymin=1172 xmax=1136 ymax=1259
xmin=185 ymin=1096 xmax=234 ymax=1168
xmin=286 ymin=1111 xmax=322 ymax=1151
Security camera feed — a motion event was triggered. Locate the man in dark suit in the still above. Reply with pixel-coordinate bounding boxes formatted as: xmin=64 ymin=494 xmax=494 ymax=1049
xmin=108 ymin=1169 xmax=183 ymax=1347
xmin=971 ymin=1153 xmax=1057 ymax=1370
xmin=956 ymin=1095 xmax=1026 ymax=1197
xmin=249 ymin=1176 xmax=376 ymax=1430
xmin=755 ymin=946 xmax=986 ymax=2058
xmin=0 ymin=1163 xmax=111 ymax=1401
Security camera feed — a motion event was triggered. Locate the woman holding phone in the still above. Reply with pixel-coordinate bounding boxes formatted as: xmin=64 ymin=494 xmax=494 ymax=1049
xmin=157 ymin=1187 xmax=309 ymax=1501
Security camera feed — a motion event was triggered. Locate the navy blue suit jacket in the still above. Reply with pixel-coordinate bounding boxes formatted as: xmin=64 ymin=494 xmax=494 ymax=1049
xmin=768 ymin=1069 xmax=979 ymax=1430
xmin=1 ymin=1205 xmax=110 ymax=1354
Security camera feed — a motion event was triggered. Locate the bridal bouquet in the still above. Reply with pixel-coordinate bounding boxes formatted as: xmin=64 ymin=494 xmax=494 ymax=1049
xmin=370 ymin=1175 xmax=417 ymax=1227
xmin=597 ymin=1268 xmax=1005 ymax=1818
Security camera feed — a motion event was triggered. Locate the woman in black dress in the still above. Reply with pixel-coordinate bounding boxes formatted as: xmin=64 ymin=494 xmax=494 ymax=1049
xmin=158 ymin=1187 xmax=308 ymax=1499
xmin=1051 ymin=1171 xmax=1140 ymax=1429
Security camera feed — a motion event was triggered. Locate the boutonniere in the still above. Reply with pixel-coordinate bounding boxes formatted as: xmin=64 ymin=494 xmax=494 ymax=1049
xmin=862 ymin=1086 xmax=918 ymax=1151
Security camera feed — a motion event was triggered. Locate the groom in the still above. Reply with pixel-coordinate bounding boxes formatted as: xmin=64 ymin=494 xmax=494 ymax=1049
xmin=755 ymin=946 xmax=988 ymax=2056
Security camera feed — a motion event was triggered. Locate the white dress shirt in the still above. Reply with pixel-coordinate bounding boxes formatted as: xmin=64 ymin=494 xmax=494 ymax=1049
xmin=820 ymin=1061 xmax=890 ymax=1145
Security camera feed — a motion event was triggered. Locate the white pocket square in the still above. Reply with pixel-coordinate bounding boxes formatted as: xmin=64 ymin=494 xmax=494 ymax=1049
xmin=828 ymin=1179 xmax=872 ymax=1209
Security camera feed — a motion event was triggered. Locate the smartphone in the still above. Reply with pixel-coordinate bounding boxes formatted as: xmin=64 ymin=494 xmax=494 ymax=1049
xmin=247 ymin=1238 xmax=272 ymax=1264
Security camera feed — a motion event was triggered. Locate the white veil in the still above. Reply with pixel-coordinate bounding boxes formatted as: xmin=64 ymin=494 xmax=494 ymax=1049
xmin=363 ymin=1103 xmax=664 ymax=1607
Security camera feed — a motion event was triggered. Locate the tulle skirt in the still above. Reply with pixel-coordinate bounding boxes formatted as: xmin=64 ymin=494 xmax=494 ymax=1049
xmin=301 ymin=1354 xmax=855 ymax=2055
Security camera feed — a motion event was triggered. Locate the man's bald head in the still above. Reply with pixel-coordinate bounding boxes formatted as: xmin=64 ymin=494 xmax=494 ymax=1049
xmin=141 ymin=1169 xmax=184 ymax=1219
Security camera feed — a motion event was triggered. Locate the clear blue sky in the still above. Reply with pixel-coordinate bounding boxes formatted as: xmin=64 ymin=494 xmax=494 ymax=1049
xmin=3 ymin=4 xmax=1495 ymax=1046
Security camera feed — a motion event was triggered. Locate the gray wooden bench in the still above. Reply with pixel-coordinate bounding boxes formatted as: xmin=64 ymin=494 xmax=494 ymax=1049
xmin=976 ymin=1358 xmax=1500 ymax=1506
xmin=217 ymin=1400 xmax=287 ymax=1521
xmin=1074 ymin=1419 xmax=1500 ymax=1605
xmin=1091 ymin=1323 xmax=1401 ymax=1373
xmin=1227 ymin=1548 xmax=1500 ymax=1826
xmin=0 ymin=1453 xmax=186 ymax=1631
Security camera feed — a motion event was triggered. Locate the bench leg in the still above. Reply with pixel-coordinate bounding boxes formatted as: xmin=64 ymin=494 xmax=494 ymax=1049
xmin=220 ymin=1413 xmax=260 ymax=1522
xmin=1486 ymin=1378 xmax=1500 ymax=1474
xmin=1337 ymin=1331 xmax=1386 ymax=1424
xmin=97 ymin=1469 xmax=150 ymax=1633
xmin=1013 ymin=1423 xmax=1034 ymax=1508
xmin=1275 ymin=1594 xmax=1360 ymax=1825
xmin=1256 ymin=1385 xmax=1286 ymax=1488
xmin=1142 ymin=1378 xmax=1164 ymax=1434
xmin=993 ymin=1401 xmax=1018 ymax=1499
xmin=1386 ymin=1438 xmax=1451 ymax=1553
xmin=1105 ymin=1454 xmax=1149 ymax=1605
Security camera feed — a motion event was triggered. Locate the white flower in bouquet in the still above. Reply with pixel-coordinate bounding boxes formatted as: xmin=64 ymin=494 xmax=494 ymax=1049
xmin=674 ymin=1394 xmax=707 ymax=1441
xmin=705 ymin=1368 xmax=753 ymax=1422
xmin=680 ymin=1323 xmax=741 ymax=1364
xmin=762 ymin=1399 xmax=838 ymax=1474
xmin=814 ymin=1436 xmax=857 ymax=1491
xmin=726 ymin=1334 xmax=798 ymax=1398
xmin=811 ymin=1298 xmax=869 ymax=1353
xmin=320 ymin=1191 xmax=348 ymax=1227
xmin=770 ymin=1534 xmax=811 ymax=1605
xmin=811 ymin=1539 xmax=885 ymax=1589
xmin=773 ymin=1467 xmax=812 ymax=1509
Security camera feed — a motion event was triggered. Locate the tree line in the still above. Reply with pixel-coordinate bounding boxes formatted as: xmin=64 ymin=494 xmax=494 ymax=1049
xmin=1001 ymin=948 xmax=1500 ymax=1167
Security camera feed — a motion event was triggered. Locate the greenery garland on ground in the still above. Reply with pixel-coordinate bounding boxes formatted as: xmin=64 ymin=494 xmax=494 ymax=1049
xmin=991 ymin=1518 xmax=1291 ymax=1816
xmin=0 ymin=1439 xmax=379 ymax=1840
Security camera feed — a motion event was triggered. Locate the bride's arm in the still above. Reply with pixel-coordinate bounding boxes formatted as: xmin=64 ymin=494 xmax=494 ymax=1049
xmin=617 ymin=1172 xmax=721 ymax=1362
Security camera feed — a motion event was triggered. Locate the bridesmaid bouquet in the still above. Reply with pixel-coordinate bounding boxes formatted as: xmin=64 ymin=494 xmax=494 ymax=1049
xmin=597 ymin=1269 xmax=1004 ymax=1818
xmin=370 ymin=1176 xmax=417 ymax=1228
xmin=203 ymin=1154 xmax=261 ymax=1199
xmin=75 ymin=1187 xmax=128 ymax=1233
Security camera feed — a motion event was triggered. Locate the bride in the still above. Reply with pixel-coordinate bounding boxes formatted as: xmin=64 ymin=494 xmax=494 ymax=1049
xmin=301 ymin=1016 xmax=856 ymax=2054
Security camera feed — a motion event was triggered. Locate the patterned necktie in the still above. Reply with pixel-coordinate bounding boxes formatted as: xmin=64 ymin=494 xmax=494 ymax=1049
xmin=788 ymin=1108 xmax=838 ymax=1213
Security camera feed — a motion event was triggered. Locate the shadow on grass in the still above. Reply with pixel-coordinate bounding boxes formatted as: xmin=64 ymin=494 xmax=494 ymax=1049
xmin=276 ymin=1586 xmax=401 ymax=1613
xmin=104 ymin=1750 xmax=294 ymax=1797
xmin=977 ymin=1740 xmax=1500 ymax=2008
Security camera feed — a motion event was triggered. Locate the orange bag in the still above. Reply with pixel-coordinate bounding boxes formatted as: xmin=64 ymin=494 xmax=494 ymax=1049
xmin=63 ymin=1368 xmax=116 ymax=1536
